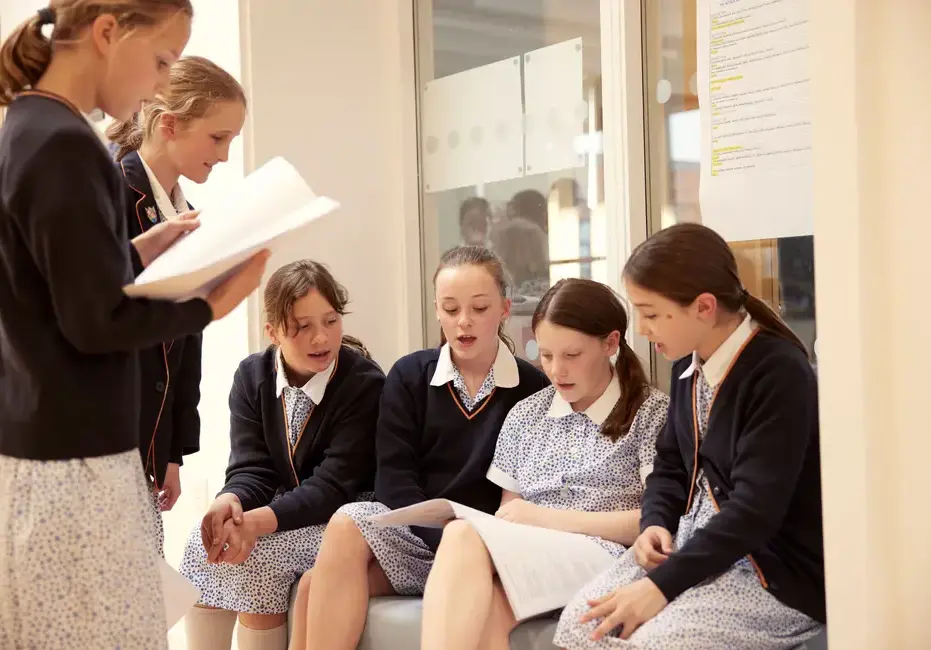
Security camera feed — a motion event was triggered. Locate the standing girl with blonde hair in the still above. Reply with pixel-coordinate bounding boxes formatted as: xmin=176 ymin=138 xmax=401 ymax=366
xmin=107 ymin=55 xmax=247 ymax=554
xmin=0 ymin=3 xmax=266 ymax=649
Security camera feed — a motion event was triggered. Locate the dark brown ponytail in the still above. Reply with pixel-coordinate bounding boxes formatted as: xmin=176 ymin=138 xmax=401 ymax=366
xmin=533 ymin=278 xmax=650 ymax=441
xmin=624 ymin=223 xmax=808 ymax=356
xmin=433 ymin=245 xmax=516 ymax=353
xmin=743 ymin=293 xmax=805 ymax=353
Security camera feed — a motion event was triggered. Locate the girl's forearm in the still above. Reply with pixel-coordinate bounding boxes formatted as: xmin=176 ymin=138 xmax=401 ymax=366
xmin=534 ymin=507 xmax=642 ymax=546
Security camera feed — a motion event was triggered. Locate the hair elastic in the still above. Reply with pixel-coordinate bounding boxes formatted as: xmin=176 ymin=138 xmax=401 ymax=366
xmin=739 ymin=287 xmax=751 ymax=305
xmin=36 ymin=7 xmax=56 ymax=27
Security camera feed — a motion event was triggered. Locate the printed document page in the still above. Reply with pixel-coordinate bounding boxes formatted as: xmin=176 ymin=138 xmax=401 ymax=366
xmin=370 ymin=499 xmax=614 ymax=620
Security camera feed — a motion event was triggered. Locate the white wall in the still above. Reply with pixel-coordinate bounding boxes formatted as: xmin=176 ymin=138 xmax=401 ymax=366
xmin=812 ymin=1 xmax=931 ymax=647
xmin=240 ymin=0 xmax=423 ymax=368
xmin=0 ymin=0 xmax=40 ymax=37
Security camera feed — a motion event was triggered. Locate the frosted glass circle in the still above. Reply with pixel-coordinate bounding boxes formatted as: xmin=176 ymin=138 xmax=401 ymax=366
xmin=525 ymin=339 xmax=539 ymax=361
xmin=656 ymin=79 xmax=673 ymax=104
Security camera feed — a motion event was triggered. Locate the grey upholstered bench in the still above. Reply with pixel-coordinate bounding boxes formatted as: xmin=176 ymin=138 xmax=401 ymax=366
xmin=287 ymin=586 xmax=827 ymax=650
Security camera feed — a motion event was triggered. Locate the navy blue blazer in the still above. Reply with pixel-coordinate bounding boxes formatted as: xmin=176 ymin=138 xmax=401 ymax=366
xmin=117 ymin=150 xmax=202 ymax=487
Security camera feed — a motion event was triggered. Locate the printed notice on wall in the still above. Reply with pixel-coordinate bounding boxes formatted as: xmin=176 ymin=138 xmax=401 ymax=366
xmin=697 ymin=0 xmax=812 ymax=242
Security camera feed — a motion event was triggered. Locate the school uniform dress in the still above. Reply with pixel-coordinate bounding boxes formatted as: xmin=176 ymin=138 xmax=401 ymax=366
xmin=554 ymin=317 xmax=826 ymax=649
xmin=487 ymin=382 xmax=668 ymax=560
xmin=179 ymin=344 xmax=384 ymax=614
xmin=338 ymin=341 xmax=549 ymax=595
xmin=118 ymin=150 xmax=200 ymax=556
xmin=0 ymin=92 xmax=212 ymax=650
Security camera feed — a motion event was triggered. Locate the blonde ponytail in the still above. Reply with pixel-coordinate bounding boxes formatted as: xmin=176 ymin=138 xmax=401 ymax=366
xmin=105 ymin=113 xmax=144 ymax=160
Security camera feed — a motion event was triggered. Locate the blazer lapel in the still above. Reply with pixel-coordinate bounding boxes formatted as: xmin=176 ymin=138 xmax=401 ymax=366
xmin=119 ymin=151 xmax=160 ymax=233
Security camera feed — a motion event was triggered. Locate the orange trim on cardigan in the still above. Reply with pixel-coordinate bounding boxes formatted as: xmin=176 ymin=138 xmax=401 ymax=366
xmin=703 ymin=482 xmax=770 ymax=589
xmin=446 ymin=382 xmax=497 ymax=420
xmin=277 ymin=352 xmax=340 ymax=485
xmin=683 ymin=329 xmax=760 ymax=513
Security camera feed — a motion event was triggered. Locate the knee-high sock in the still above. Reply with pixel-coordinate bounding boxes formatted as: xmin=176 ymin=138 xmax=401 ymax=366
xmin=184 ymin=606 xmax=237 ymax=650
xmin=236 ymin=621 xmax=288 ymax=650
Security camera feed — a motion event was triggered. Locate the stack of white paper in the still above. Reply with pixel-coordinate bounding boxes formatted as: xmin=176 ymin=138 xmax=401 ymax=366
xmin=370 ymin=499 xmax=614 ymax=621
xmin=125 ymin=157 xmax=339 ymax=301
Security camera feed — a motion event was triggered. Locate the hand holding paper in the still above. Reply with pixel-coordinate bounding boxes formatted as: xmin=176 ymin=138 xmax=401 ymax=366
xmin=131 ymin=210 xmax=201 ymax=268
xmin=125 ymin=157 xmax=339 ymax=301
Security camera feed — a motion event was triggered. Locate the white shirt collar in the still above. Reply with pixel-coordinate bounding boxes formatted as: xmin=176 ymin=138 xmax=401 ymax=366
xmin=139 ymin=154 xmax=188 ymax=221
xmin=679 ymin=314 xmax=757 ymax=388
xmin=275 ymin=347 xmax=336 ymax=404
xmin=430 ymin=339 xmax=519 ymax=389
xmin=547 ymin=375 xmax=621 ymax=426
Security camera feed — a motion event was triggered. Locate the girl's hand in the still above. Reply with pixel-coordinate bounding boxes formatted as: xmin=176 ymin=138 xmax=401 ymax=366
xmin=157 ymin=462 xmax=182 ymax=511
xmin=580 ymin=577 xmax=668 ymax=641
xmin=200 ymin=493 xmax=243 ymax=556
xmin=131 ymin=210 xmax=200 ymax=267
xmin=633 ymin=526 xmax=674 ymax=570
xmin=216 ymin=517 xmax=257 ymax=565
xmin=495 ymin=498 xmax=543 ymax=526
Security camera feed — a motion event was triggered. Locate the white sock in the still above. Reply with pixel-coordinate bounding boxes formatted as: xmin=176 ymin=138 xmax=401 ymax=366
xmin=235 ymin=621 xmax=288 ymax=650
xmin=184 ymin=606 xmax=237 ymax=650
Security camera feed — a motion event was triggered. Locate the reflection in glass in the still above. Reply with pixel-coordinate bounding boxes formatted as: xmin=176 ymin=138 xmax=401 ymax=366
xmin=643 ymin=0 xmax=816 ymax=390
xmin=416 ymin=0 xmax=606 ymax=364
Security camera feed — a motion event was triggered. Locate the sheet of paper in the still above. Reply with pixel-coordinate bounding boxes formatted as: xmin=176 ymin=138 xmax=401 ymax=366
xmin=369 ymin=499 xmax=457 ymax=528
xmin=421 ymin=57 xmax=524 ymax=193
xmin=697 ymin=0 xmax=812 ymax=242
xmin=369 ymin=499 xmax=613 ymax=621
xmin=467 ymin=516 xmax=613 ymax=621
xmin=126 ymin=157 xmax=339 ymax=301
xmin=159 ymin=558 xmax=201 ymax=630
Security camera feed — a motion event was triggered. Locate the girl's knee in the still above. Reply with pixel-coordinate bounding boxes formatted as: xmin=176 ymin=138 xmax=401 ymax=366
xmin=319 ymin=513 xmax=372 ymax=563
xmin=296 ymin=569 xmax=313 ymax=597
xmin=438 ymin=519 xmax=483 ymax=550
xmin=238 ymin=612 xmax=288 ymax=630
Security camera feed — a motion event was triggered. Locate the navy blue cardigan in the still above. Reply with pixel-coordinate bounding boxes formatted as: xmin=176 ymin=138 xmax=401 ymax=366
xmin=375 ymin=348 xmax=549 ymax=550
xmin=117 ymin=150 xmax=202 ymax=487
xmin=0 ymin=92 xmax=211 ymax=461
xmin=641 ymin=333 xmax=825 ymax=623
xmin=219 ymin=345 xmax=385 ymax=532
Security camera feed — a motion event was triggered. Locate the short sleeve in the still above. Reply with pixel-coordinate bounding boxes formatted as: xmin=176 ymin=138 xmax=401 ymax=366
xmin=637 ymin=390 xmax=669 ymax=486
xmin=486 ymin=391 xmax=543 ymax=494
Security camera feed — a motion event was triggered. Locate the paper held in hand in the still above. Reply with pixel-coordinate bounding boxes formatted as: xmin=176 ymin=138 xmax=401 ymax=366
xmin=370 ymin=499 xmax=615 ymax=621
xmin=124 ymin=157 xmax=339 ymax=301
xmin=159 ymin=558 xmax=200 ymax=630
